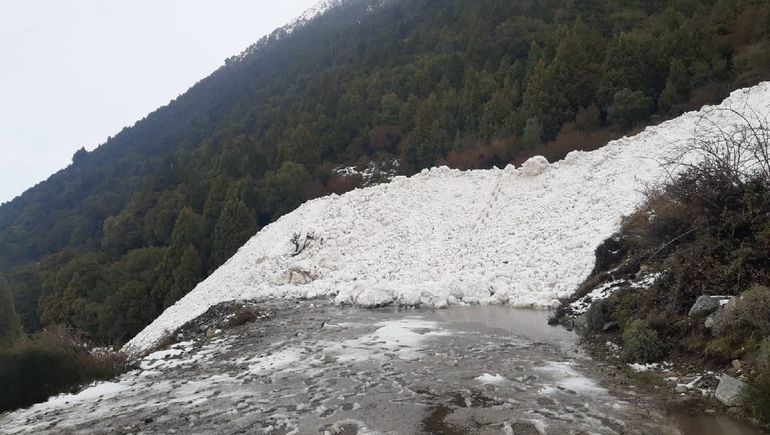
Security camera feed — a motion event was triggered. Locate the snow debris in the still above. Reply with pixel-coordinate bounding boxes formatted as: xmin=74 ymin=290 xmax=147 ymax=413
xmin=529 ymin=419 xmax=549 ymax=435
xmin=569 ymin=280 xmax=627 ymax=315
xmin=537 ymin=361 xmax=606 ymax=395
xmin=519 ymin=155 xmax=550 ymax=176
xmin=244 ymin=348 xmax=305 ymax=375
xmin=39 ymin=383 xmax=128 ymax=409
xmin=665 ymin=371 xmax=720 ymax=396
xmin=334 ymin=158 xmax=400 ymax=186
xmin=126 ymin=82 xmax=770 ymax=353
xmin=476 ymin=373 xmax=510 ymax=384
xmin=569 ymin=273 xmax=662 ymax=315
xmin=323 ymin=318 xmax=450 ymax=362
xmin=628 ymin=362 xmax=673 ymax=373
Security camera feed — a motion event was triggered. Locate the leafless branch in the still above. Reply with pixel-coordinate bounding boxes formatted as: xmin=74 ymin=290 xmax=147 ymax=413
xmin=290 ymin=232 xmax=316 ymax=257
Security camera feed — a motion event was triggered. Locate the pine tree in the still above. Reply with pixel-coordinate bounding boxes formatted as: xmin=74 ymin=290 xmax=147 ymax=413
xmin=152 ymin=207 xmax=205 ymax=308
xmin=608 ymin=88 xmax=654 ymax=128
xmin=598 ymin=32 xmax=664 ymax=107
xmin=167 ymin=245 xmax=203 ymax=306
xmin=549 ymin=19 xmax=604 ymax=112
xmin=521 ymin=60 xmax=567 ymax=139
xmin=0 ymin=273 xmax=22 ymax=346
xmin=659 ymin=59 xmax=690 ymax=113
xmin=211 ymin=189 xmax=258 ymax=268
xmin=522 ymin=117 xmax=544 ymax=148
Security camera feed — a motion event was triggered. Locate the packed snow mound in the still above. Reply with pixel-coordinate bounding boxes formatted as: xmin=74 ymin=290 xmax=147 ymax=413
xmin=519 ymin=155 xmax=550 ymax=176
xmin=126 ymin=82 xmax=770 ymax=354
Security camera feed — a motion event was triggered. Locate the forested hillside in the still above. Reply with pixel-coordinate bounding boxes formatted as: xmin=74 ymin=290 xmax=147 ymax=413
xmin=1 ymin=0 xmax=768 ymax=345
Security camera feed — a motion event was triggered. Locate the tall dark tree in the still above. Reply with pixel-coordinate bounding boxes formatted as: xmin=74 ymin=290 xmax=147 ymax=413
xmin=152 ymin=207 xmax=205 ymax=308
xmin=211 ymin=189 xmax=258 ymax=268
xmin=0 ymin=273 xmax=22 ymax=346
xmin=598 ymin=32 xmax=664 ymax=105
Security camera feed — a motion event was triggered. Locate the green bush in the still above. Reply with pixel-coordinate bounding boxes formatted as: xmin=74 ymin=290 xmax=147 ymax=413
xmin=712 ymin=301 xmax=745 ymax=337
xmin=0 ymin=327 xmax=126 ymax=412
xmin=741 ymin=285 xmax=770 ymax=335
xmin=748 ymin=339 xmax=770 ymax=422
xmin=621 ymin=319 xmax=666 ymax=363
xmin=713 ymin=286 xmax=770 ymax=337
xmin=584 ymin=299 xmax=613 ymax=333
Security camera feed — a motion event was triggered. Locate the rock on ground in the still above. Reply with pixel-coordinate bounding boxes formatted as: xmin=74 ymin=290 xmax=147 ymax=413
xmin=688 ymin=295 xmax=721 ymax=318
xmin=715 ymin=375 xmax=750 ymax=407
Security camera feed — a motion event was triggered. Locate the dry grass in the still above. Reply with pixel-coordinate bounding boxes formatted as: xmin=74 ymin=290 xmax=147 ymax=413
xmin=223 ymin=306 xmax=262 ymax=329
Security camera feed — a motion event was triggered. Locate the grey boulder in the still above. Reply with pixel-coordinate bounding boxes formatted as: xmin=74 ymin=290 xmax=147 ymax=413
xmin=688 ymin=295 xmax=721 ymax=318
xmin=715 ymin=375 xmax=751 ymax=407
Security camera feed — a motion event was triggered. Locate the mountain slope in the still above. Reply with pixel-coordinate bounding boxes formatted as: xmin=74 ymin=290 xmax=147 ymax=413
xmin=2 ymin=0 xmax=769 ymax=344
xmin=127 ymin=82 xmax=770 ymax=353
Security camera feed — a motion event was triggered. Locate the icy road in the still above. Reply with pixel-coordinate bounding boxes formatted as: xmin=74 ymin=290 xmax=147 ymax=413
xmin=0 ymin=301 xmax=733 ymax=434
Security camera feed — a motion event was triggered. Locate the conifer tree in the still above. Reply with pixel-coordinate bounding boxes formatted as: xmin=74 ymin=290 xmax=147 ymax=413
xmin=549 ymin=19 xmax=604 ymax=112
xmin=608 ymin=88 xmax=654 ymax=128
xmin=152 ymin=207 xmax=205 ymax=308
xmin=659 ymin=59 xmax=690 ymax=113
xmin=521 ymin=60 xmax=566 ymax=139
xmin=522 ymin=117 xmax=544 ymax=148
xmin=0 ymin=273 xmax=22 ymax=346
xmin=167 ymin=245 xmax=203 ymax=306
xmin=211 ymin=189 xmax=258 ymax=268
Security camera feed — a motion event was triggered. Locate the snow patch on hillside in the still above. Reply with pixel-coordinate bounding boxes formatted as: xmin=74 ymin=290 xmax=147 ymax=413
xmin=283 ymin=0 xmax=347 ymax=34
xmin=230 ymin=0 xmax=386 ymax=64
xmin=126 ymin=83 xmax=770 ymax=354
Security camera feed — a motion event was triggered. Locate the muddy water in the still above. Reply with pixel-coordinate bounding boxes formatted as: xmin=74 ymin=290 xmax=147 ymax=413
xmin=671 ymin=414 xmax=765 ymax=435
xmin=0 ymin=301 xmax=761 ymax=434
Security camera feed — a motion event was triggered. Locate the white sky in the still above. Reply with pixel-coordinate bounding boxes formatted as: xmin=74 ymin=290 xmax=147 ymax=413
xmin=0 ymin=0 xmax=318 ymax=204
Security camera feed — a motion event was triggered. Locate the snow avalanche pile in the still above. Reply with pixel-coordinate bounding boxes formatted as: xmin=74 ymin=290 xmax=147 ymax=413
xmin=126 ymin=82 xmax=770 ymax=353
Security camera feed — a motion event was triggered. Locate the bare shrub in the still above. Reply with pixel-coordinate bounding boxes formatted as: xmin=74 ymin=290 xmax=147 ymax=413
xmin=223 ymin=307 xmax=262 ymax=329
xmin=0 ymin=326 xmax=127 ymax=412
xmin=327 ymin=174 xmax=361 ymax=194
xmin=671 ymin=110 xmax=770 ymax=186
xmin=140 ymin=329 xmax=178 ymax=358
xmin=290 ymin=232 xmax=315 ymax=257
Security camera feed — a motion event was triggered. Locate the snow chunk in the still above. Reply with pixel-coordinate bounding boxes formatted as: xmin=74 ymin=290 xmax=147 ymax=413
xmin=125 ymin=82 xmax=770 ymax=354
xmin=519 ymin=155 xmax=550 ymax=176
xmin=326 ymin=318 xmax=450 ymax=362
xmin=31 ymin=382 xmax=128 ymax=411
xmin=538 ymin=361 xmax=606 ymax=395
xmin=244 ymin=348 xmax=304 ymax=375
xmin=628 ymin=362 xmax=672 ymax=372
xmin=475 ymin=373 xmax=509 ymax=384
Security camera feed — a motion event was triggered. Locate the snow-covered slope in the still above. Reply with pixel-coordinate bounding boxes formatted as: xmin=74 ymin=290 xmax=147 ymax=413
xmin=126 ymin=82 xmax=770 ymax=354
xmin=282 ymin=0 xmax=347 ymax=34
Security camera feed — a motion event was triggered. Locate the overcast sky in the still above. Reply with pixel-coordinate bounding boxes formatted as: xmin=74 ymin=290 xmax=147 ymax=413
xmin=0 ymin=0 xmax=318 ymax=204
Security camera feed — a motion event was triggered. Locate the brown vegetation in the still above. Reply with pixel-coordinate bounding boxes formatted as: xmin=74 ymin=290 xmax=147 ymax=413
xmin=561 ymin=115 xmax=770 ymax=420
xmin=0 ymin=325 xmax=127 ymax=413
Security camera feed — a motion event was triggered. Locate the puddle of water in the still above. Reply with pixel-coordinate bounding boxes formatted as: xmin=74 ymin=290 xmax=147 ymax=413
xmin=421 ymin=305 xmax=576 ymax=345
xmin=671 ymin=413 xmax=765 ymax=435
